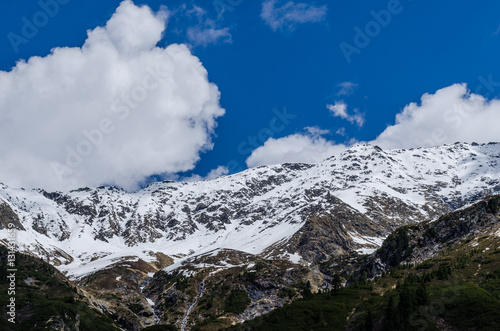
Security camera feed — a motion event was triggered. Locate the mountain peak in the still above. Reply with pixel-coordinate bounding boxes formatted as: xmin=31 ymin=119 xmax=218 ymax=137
xmin=1 ymin=142 xmax=500 ymax=279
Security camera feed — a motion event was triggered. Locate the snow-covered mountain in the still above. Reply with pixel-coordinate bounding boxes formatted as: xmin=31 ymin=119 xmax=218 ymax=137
xmin=1 ymin=142 xmax=500 ymax=278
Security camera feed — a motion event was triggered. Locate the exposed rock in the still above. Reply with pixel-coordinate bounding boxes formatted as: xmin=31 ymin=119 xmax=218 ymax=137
xmin=0 ymin=200 xmax=24 ymax=230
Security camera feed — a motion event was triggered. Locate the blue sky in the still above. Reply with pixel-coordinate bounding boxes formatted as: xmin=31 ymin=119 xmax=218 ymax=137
xmin=1 ymin=0 xmax=500 ymax=190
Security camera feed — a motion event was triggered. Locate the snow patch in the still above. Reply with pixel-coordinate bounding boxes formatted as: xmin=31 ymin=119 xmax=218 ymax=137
xmin=288 ymin=253 xmax=303 ymax=264
xmin=356 ymin=247 xmax=377 ymax=255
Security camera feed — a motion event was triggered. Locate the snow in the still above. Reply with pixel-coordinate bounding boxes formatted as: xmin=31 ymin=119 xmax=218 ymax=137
xmin=288 ymin=253 xmax=303 ymax=264
xmin=336 ymin=190 xmax=367 ymax=213
xmin=357 ymin=247 xmax=377 ymax=255
xmin=349 ymin=233 xmax=385 ymax=255
xmin=1 ymin=142 xmax=500 ymax=278
xmin=350 ymin=233 xmax=385 ymax=246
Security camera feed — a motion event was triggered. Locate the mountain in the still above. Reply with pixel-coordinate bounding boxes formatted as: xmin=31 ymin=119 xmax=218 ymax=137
xmin=1 ymin=142 xmax=500 ymax=329
xmin=0 ymin=246 xmax=119 ymax=330
xmin=1 ymin=142 xmax=500 ymax=277
xmin=231 ymin=195 xmax=500 ymax=331
xmin=2 ymin=196 xmax=499 ymax=330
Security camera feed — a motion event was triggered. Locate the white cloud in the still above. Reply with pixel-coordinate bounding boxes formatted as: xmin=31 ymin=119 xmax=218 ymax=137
xmin=336 ymin=82 xmax=358 ymax=96
xmin=182 ymin=165 xmax=230 ymax=182
xmin=187 ymin=26 xmax=232 ymax=47
xmin=261 ymin=0 xmax=327 ymax=32
xmin=245 ymin=128 xmax=346 ymax=167
xmin=246 ymin=83 xmax=500 ymax=169
xmin=205 ymin=166 xmax=230 ymax=179
xmin=304 ymin=126 xmax=330 ymax=136
xmin=373 ymin=83 xmax=500 ymax=149
xmin=0 ymin=0 xmax=225 ymax=191
xmin=327 ymin=101 xmax=365 ymax=127
xmin=185 ymin=5 xmax=232 ymax=47
xmin=336 ymin=127 xmax=346 ymax=136
xmin=328 ymin=101 xmax=348 ymax=118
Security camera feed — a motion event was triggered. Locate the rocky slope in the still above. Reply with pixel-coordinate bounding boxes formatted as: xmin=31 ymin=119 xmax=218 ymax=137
xmin=0 ymin=142 xmax=499 ymax=278
xmin=357 ymin=195 xmax=500 ymax=280
xmin=0 ymin=246 xmax=119 ymax=330
xmin=1 ymin=142 xmax=500 ymax=329
xmin=1 ymin=197 xmax=498 ymax=330
xmin=232 ymin=195 xmax=500 ymax=331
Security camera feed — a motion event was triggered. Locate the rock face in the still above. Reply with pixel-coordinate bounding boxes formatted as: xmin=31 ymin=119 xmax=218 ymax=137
xmin=0 ymin=201 xmax=24 ymax=230
xmin=1 ymin=142 xmax=500 ymax=329
xmin=358 ymin=195 xmax=500 ymax=280
xmin=4 ymin=196 xmax=499 ymax=330
xmin=283 ymin=201 xmax=383 ymax=263
xmin=0 ymin=142 xmax=500 ymax=278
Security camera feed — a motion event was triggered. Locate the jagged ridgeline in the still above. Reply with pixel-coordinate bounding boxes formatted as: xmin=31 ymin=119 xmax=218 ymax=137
xmin=1 ymin=143 xmax=500 ymax=329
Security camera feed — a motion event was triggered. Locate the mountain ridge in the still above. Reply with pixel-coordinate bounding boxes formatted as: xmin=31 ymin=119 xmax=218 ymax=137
xmin=1 ymin=142 xmax=500 ymax=279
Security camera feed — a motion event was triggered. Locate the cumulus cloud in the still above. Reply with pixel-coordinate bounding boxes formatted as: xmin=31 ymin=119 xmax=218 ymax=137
xmin=182 ymin=166 xmax=230 ymax=182
xmin=0 ymin=0 xmax=225 ymax=191
xmin=261 ymin=0 xmax=327 ymax=32
xmin=373 ymin=83 xmax=500 ymax=149
xmin=245 ymin=127 xmax=346 ymax=167
xmin=246 ymin=83 xmax=500 ymax=169
xmin=205 ymin=166 xmax=230 ymax=179
xmin=327 ymin=101 xmax=365 ymax=127
xmin=186 ymin=5 xmax=232 ymax=47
